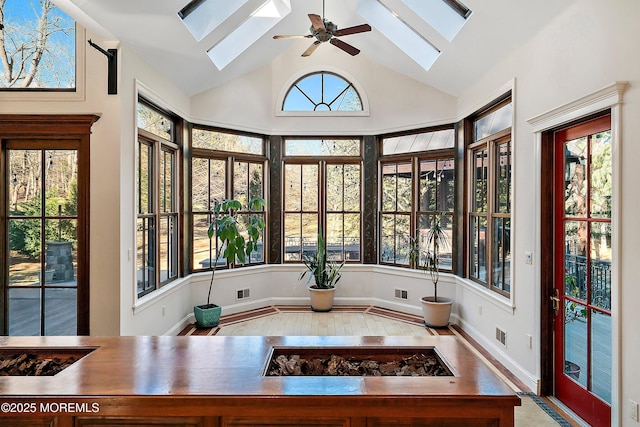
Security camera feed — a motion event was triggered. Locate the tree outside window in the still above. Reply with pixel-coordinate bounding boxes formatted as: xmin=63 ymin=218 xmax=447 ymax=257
xmin=467 ymin=97 xmax=512 ymax=296
xmin=136 ymin=100 xmax=180 ymax=298
xmin=1 ymin=0 xmax=75 ymax=89
xmin=191 ymin=127 xmax=267 ymax=272
xmin=283 ymin=138 xmax=362 ymax=262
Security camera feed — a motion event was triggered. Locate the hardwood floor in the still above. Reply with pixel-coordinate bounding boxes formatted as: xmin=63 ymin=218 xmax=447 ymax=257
xmin=179 ymin=305 xmax=453 ymax=337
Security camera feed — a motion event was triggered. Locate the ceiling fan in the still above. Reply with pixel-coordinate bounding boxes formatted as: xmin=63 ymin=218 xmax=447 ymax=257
xmin=272 ymin=0 xmax=372 ymax=57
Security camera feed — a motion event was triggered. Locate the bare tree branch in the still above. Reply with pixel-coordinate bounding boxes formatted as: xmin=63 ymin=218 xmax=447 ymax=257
xmin=19 ymin=0 xmax=51 ymax=87
xmin=1 ymin=0 xmax=72 ymax=88
xmin=0 ymin=0 xmax=13 ymax=84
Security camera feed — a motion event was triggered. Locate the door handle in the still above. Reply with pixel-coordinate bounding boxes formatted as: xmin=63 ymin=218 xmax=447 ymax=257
xmin=550 ymin=289 xmax=560 ymax=316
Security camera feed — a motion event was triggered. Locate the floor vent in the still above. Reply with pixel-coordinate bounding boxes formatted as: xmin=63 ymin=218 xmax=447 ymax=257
xmin=495 ymin=327 xmax=507 ymax=346
xmin=237 ymin=288 xmax=250 ymax=300
xmin=394 ymin=289 xmax=408 ymax=300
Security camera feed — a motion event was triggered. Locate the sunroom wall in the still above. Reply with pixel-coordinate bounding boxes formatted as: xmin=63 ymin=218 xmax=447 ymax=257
xmin=190 ymin=45 xmax=458 ymax=135
xmin=0 ymin=29 xmax=123 ymax=336
xmin=456 ymin=0 xmax=640 ymax=424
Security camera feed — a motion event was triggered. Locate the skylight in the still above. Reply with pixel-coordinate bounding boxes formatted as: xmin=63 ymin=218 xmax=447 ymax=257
xmin=356 ymin=0 xmax=440 ymax=72
xmin=207 ymin=0 xmax=291 ymax=70
xmin=401 ymin=0 xmax=471 ymax=41
xmin=179 ymin=0 xmax=247 ymax=42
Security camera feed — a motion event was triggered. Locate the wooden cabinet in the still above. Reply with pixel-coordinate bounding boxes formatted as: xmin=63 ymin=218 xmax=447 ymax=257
xmin=0 ymin=417 xmax=57 ymax=427
xmin=222 ymin=417 xmax=350 ymax=427
xmin=0 ymin=336 xmax=519 ymax=427
xmin=76 ymin=417 xmax=208 ymax=427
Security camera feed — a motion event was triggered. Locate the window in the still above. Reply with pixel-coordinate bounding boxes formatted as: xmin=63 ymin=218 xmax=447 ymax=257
xmin=379 ymin=128 xmax=455 ymax=269
xmin=380 ymin=162 xmax=412 ymax=265
xmin=283 ymin=138 xmax=361 ymax=262
xmin=0 ymin=0 xmax=76 ymax=89
xmin=283 ymin=72 xmax=362 ymax=112
xmin=380 ymin=157 xmax=455 ymax=268
xmin=191 ymin=127 xmax=266 ymax=271
xmin=418 ymin=158 xmax=455 ymax=270
xmin=136 ymin=100 xmax=180 ymax=298
xmin=467 ymin=97 xmax=512 ymax=295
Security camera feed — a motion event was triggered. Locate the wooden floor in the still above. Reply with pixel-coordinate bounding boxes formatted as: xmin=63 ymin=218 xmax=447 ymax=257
xmin=180 ymin=305 xmax=451 ymax=337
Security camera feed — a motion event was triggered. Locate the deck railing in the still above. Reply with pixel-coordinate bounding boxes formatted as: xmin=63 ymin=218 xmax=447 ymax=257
xmin=565 ymin=254 xmax=611 ymax=310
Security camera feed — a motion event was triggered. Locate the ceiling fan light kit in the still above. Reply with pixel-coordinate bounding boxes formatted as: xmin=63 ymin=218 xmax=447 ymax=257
xmin=273 ymin=0 xmax=371 ymax=57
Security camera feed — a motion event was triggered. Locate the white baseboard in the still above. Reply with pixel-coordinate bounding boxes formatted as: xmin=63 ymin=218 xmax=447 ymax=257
xmin=455 ymin=316 xmax=539 ymax=392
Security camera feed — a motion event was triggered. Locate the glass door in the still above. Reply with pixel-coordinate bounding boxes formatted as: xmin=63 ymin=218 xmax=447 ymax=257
xmin=5 ymin=147 xmax=79 ymax=335
xmin=554 ymin=114 xmax=612 ymax=426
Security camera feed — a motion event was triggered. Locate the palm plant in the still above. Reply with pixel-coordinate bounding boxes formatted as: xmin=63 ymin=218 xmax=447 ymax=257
xmin=299 ymin=227 xmax=345 ymax=289
xmin=411 ymin=215 xmax=449 ymax=302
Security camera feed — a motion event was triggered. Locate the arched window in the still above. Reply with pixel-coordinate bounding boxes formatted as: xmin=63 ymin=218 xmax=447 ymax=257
xmin=282 ymin=71 xmax=363 ymax=112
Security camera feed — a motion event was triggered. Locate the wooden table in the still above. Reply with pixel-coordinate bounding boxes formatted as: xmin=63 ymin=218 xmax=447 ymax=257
xmin=0 ymin=335 xmax=520 ymax=426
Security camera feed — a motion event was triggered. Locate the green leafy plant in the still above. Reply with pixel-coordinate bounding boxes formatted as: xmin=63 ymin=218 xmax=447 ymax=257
xmin=203 ymin=197 xmax=266 ymax=307
xmin=299 ymin=227 xmax=345 ymax=289
xmin=564 ymin=271 xmax=587 ymax=323
xmin=410 ymin=215 xmax=449 ymax=302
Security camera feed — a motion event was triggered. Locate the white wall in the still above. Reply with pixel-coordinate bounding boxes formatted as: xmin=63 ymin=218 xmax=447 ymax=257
xmin=116 ymin=45 xmax=192 ymax=336
xmin=0 ymin=28 xmax=123 ymax=335
xmin=137 ymin=264 xmax=457 ymax=336
xmin=455 ymin=0 xmax=640 ymax=424
xmin=190 ymin=46 xmax=458 ymax=135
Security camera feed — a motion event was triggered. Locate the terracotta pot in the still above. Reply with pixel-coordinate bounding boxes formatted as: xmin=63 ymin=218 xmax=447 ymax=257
xmin=308 ymin=286 xmax=336 ymax=312
xmin=420 ymin=296 xmax=453 ymax=328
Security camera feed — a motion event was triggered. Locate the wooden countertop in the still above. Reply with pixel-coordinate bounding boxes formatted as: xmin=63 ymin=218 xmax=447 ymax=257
xmin=0 ymin=335 xmax=518 ymax=401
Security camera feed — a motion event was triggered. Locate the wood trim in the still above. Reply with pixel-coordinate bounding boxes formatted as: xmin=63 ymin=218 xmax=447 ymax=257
xmin=0 ymin=114 xmax=98 ymax=336
xmin=454 ymin=119 xmax=468 ymax=276
xmin=362 ymin=135 xmax=378 ymax=264
xmin=0 ymin=115 xmax=99 ymax=136
xmin=539 ymin=129 xmax=555 ymax=396
xmin=268 ymin=136 xmax=283 ymax=264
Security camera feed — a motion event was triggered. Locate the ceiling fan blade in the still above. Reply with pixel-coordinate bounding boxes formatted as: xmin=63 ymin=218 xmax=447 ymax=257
xmin=308 ymin=14 xmax=325 ymax=31
xmin=330 ymin=38 xmax=360 ymax=56
xmin=302 ymin=40 xmax=322 ymax=57
xmin=273 ymin=34 xmax=314 ymax=39
xmin=332 ymin=24 xmax=372 ymax=37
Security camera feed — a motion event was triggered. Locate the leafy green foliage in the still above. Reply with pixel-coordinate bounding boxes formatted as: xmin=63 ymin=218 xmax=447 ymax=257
xmin=204 ymin=197 xmax=266 ymax=305
xmin=9 ymin=185 xmax=77 ymax=260
xmin=299 ymin=227 xmax=345 ymax=289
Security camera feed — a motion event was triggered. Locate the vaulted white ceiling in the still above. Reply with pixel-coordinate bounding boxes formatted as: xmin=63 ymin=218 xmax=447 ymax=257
xmin=57 ymin=0 xmax=572 ymax=97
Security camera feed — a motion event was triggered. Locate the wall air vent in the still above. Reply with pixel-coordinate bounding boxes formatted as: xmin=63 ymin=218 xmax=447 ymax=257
xmin=237 ymin=288 xmax=250 ymax=300
xmin=394 ymin=289 xmax=408 ymax=300
xmin=495 ymin=327 xmax=507 ymax=346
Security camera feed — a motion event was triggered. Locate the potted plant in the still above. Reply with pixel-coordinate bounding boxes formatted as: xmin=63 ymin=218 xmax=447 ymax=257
xmin=299 ymin=227 xmax=345 ymax=312
xmin=410 ymin=215 xmax=453 ymax=328
xmin=563 ymin=271 xmax=586 ymax=380
xmin=194 ymin=197 xmax=266 ymax=327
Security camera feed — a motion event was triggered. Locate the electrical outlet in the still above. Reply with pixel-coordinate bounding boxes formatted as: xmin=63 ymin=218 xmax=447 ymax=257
xmin=236 ymin=289 xmax=250 ymax=300
xmin=631 ymin=399 xmax=639 ymax=422
xmin=525 ymin=252 xmax=533 ymax=265
xmin=526 ymin=334 xmax=533 ymax=349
